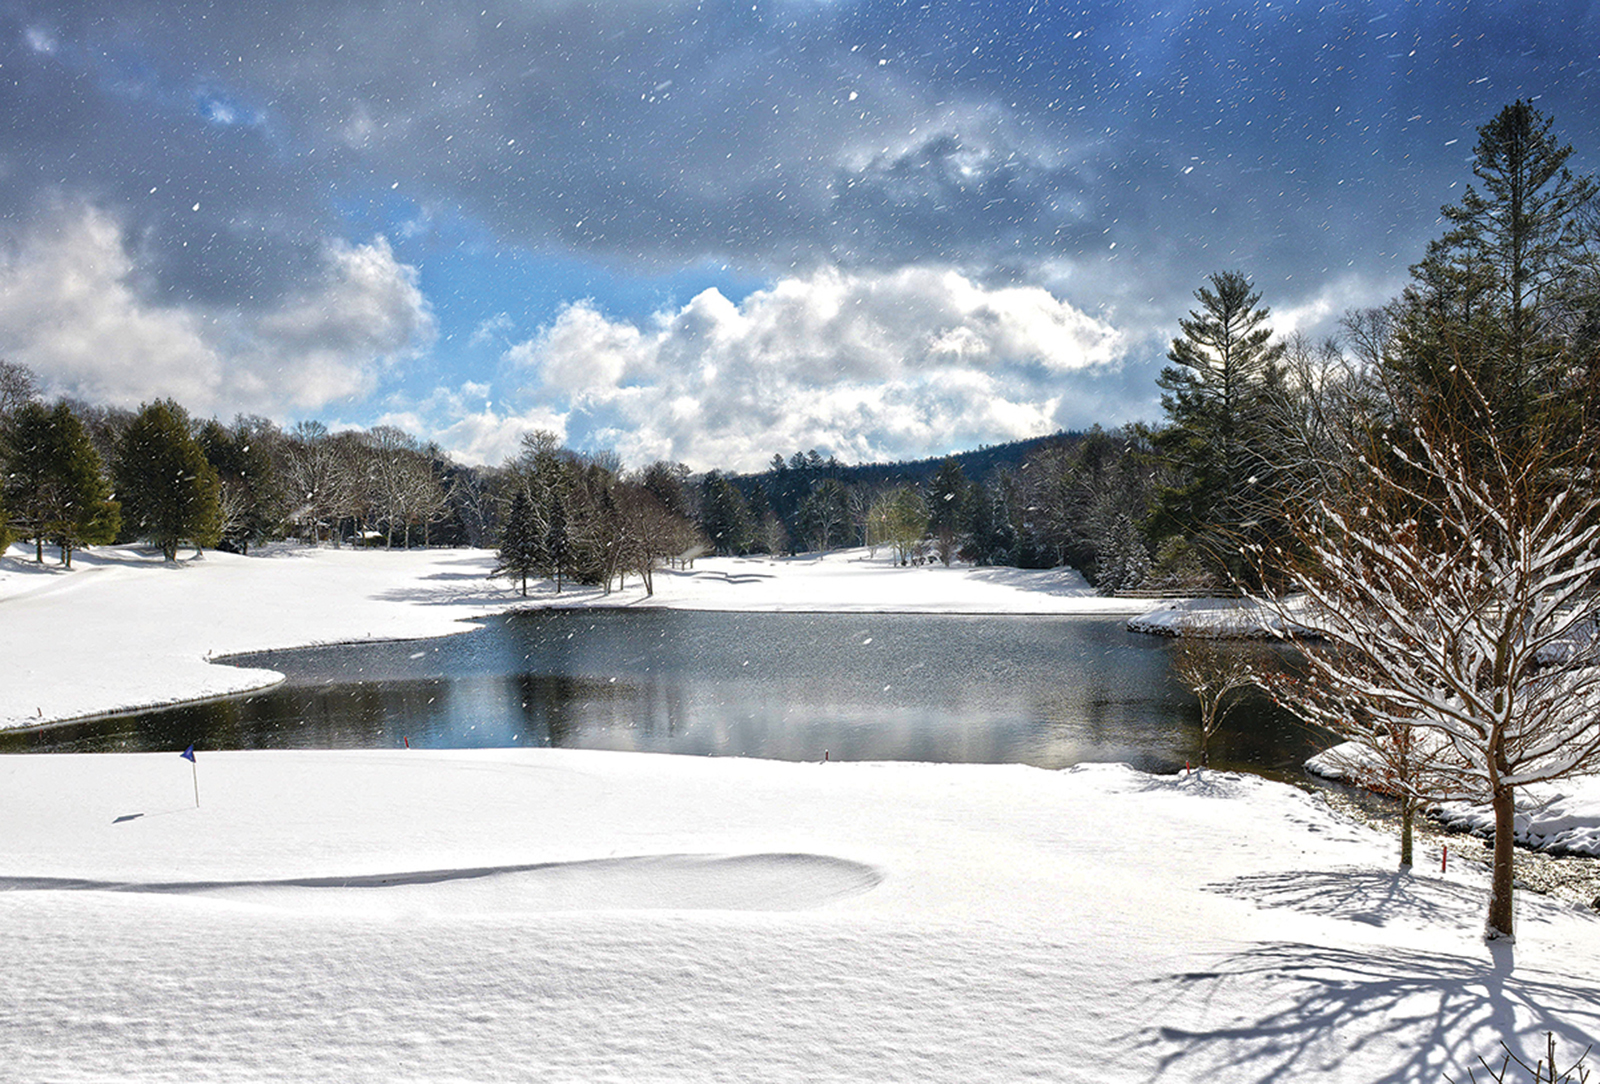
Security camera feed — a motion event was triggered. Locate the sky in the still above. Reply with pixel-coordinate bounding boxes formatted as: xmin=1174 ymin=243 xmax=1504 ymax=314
xmin=0 ymin=0 xmax=1595 ymax=473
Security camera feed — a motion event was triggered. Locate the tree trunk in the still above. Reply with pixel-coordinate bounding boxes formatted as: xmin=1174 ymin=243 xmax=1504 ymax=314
xmin=1399 ymin=795 xmax=1415 ymax=869
xmin=1486 ymin=783 xmax=1517 ymax=940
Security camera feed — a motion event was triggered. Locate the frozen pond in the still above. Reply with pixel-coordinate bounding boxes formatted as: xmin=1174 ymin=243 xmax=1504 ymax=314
xmin=5 ymin=610 xmax=1318 ymax=774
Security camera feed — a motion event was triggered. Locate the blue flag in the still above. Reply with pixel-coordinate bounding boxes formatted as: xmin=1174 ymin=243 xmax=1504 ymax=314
xmin=180 ymin=744 xmax=196 ymax=762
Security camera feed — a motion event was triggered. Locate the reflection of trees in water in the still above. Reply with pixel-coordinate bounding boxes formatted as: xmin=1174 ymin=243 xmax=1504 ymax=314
xmin=4 ymin=615 xmax=1330 ymax=770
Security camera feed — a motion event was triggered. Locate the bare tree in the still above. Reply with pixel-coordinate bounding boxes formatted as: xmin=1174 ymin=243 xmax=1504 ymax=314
xmin=281 ymin=422 xmax=351 ymax=544
xmin=0 ymin=359 xmax=38 ymax=419
xmin=1256 ymin=403 xmax=1600 ymax=940
xmin=1169 ymin=637 xmax=1256 ymax=769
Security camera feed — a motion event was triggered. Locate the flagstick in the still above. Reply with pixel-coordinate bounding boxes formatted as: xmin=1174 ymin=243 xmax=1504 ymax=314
xmin=191 ymin=758 xmax=200 ymax=808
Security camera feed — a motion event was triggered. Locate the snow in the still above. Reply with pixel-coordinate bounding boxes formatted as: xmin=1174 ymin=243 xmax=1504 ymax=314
xmin=3 ymin=749 xmax=1598 ymax=1082
xmin=1127 ymin=595 xmax=1310 ymax=638
xmin=4 ymin=541 xmax=1600 ymax=1080
xmin=0 ymin=542 xmax=1142 ymax=730
xmin=1313 ymin=742 xmax=1600 ymax=858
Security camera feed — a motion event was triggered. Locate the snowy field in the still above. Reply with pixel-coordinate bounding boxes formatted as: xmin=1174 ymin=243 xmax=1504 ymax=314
xmin=4 ymin=542 xmax=1599 ymax=1081
xmin=4 ymin=749 xmax=1599 ymax=1082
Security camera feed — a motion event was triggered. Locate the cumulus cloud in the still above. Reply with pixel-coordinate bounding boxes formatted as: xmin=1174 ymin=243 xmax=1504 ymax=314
xmin=498 ymin=266 xmax=1124 ymax=471
xmin=0 ymin=203 xmax=433 ymax=416
xmin=379 ymin=383 xmax=568 ymax=468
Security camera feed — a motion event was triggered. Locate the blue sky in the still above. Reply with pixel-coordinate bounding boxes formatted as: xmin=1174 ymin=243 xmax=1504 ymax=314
xmin=1 ymin=0 xmax=1595 ymax=471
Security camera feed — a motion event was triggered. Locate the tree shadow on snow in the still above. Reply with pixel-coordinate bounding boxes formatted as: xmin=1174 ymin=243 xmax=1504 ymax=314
xmin=1208 ymin=869 xmax=1487 ymax=929
xmin=1132 ymin=940 xmax=1600 ymax=1083
xmin=1207 ymin=867 xmax=1594 ymax=933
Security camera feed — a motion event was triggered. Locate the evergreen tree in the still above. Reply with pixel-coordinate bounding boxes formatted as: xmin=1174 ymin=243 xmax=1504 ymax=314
xmin=543 ymin=492 xmax=569 ymax=592
xmin=114 ymin=400 xmax=222 ymax=561
xmin=1153 ymin=270 xmax=1286 ymax=586
xmin=926 ymin=457 xmax=970 ymax=566
xmin=699 ymin=472 xmax=754 ymax=555
xmin=493 ymin=489 xmax=539 ymax=596
xmin=3 ymin=401 xmax=120 ymax=567
xmin=1392 ymin=101 xmax=1597 ymax=445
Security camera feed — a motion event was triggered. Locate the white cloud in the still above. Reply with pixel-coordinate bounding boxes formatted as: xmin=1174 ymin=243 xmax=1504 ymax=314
xmin=1271 ymin=272 xmax=1404 ymax=340
xmin=0 ymin=204 xmax=221 ymax=407
xmin=500 ymin=266 xmax=1124 ymax=471
xmin=374 ymin=384 xmax=568 ymax=468
xmin=0 ymin=203 xmax=433 ymax=417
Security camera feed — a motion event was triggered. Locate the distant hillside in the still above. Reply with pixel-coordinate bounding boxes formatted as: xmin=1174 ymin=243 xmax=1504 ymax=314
xmin=735 ymin=431 xmax=1086 ymax=490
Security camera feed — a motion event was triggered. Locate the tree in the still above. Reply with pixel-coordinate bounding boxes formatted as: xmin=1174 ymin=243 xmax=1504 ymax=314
xmin=1256 ymin=404 xmax=1600 ymax=940
xmin=114 ymin=400 xmax=222 ymax=561
xmin=493 ymin=489 xmax=539 ymax=596
xmin=1394 ymin=102 xmax=1597 ymax=444
xmin=799 ymin=477 xmax=851 ymax=553
xmin=926 ymin=457 xmax=969 ymax=566
xmin=199 ymin=416 xmax=283 ymax=554
xmin=543 ymin=491 xmax=569 ymax=592
xmin=700 ymin=472 xmax=754 ymax=555
xmin=281 ymin=421 xmax=351 ymax=544
xmin=868 ymin=487 xmax=927 ymax=565
xmin=1154 ymin=270 xmax=1287 ymax=586
xmin=4 ymin=401 xmax=120 ymax=567
xmin=1170 ymin=637 xmax=1255 ymax=769
xmin=0 ymin=359 xmax=36 ymax=420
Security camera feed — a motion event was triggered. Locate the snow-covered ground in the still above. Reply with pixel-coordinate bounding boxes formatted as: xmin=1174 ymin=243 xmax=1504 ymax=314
xmin=4 ymin=542 xmax=1599 ymax=1080
xmin=1126 ymin=595 xmax=1309 ymax=638
xmin=3 ymin=748 xmax=1598 ymax=1082
xmin=0 ymin=542 xmax=1143 ymax=730
xmin=1310 ymin=742 xmax=1600 ymax=858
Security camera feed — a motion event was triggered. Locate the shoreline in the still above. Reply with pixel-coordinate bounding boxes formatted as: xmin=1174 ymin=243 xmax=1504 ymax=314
xmin=0 ymin=542 xmax=1145 ymax=731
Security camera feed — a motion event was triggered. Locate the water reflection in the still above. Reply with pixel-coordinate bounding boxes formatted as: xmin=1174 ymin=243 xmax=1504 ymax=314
xmin=2 ymin=611 xmax=1322 ymax=773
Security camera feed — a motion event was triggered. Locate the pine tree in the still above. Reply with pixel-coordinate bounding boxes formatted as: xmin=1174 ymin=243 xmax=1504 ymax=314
xmin=493 ymin=489 xmax=538 ymax=596
xmin=114 ymin=400 xmax=222 ymax=561
xmin=1393 ymin=101 xmax=1597 ymax=442
xmin=1153 ymin=270 xmax=1286 ymax=586
xmin=198 ymin=417 xmax=282 ymax=555
xmin=699 ymin=472 xmax=754 ymax=555
xmin=3 ymin=401 xmax=120 ymax=567
xmin=543 ymin=492 xmax=568 ymax=593
xmin=926 ymin=458 xmax=970 ymax=566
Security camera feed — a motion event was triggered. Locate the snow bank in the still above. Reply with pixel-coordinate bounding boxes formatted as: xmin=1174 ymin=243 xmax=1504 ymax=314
xmin=1433 ymin=778 xmax=1600 ymax=858
xmin=0 ymin=543 xmax=1138 ymax=730
xmin=1126 ymin=595 xmax=1306 ymax=638
xmin=2 ymin=748 xmax=1597 ymax=1082
xmin=1308 ymin=741 xmax=1600 ymax=858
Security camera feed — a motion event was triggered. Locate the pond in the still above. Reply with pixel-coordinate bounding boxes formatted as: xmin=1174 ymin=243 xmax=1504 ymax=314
xmin=1 ymin=610 xmax=1321 ymax=775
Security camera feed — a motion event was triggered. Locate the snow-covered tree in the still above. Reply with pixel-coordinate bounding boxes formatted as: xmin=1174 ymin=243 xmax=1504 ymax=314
xmin=1256 ymin=406 xmax=1600 ymax=940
